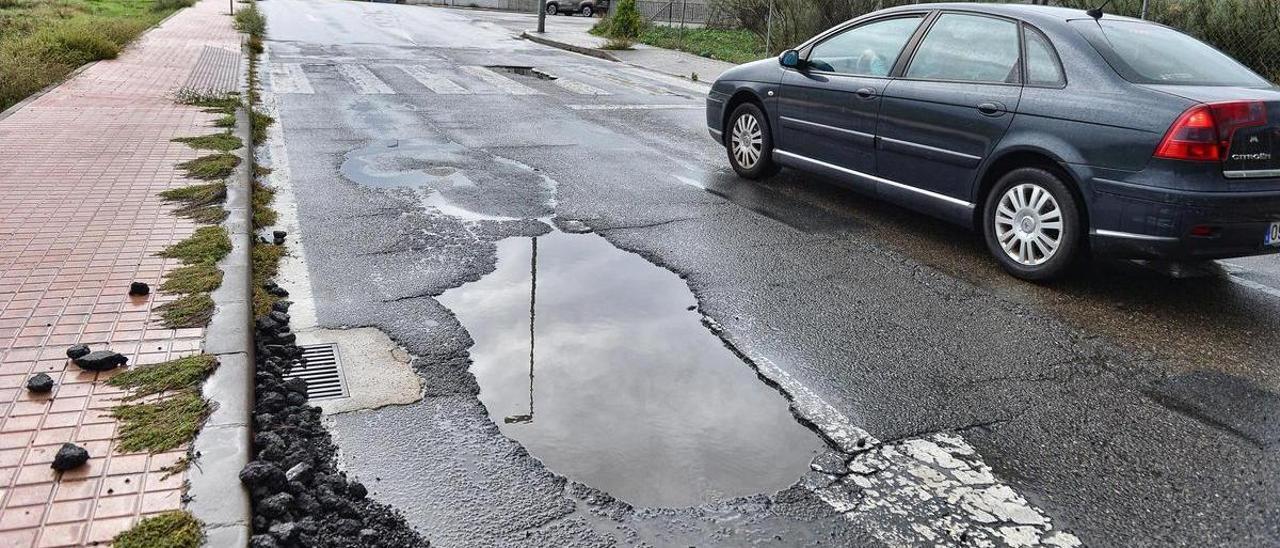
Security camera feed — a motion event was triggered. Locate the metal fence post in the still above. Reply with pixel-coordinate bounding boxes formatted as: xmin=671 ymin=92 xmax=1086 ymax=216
xmin=765 ymin=0 xmax=773 ymax=56
xmin=537 ymin=0 xmax=546 ymax=33
xmin=1140 ymin=0 xmax=1149 ymax=19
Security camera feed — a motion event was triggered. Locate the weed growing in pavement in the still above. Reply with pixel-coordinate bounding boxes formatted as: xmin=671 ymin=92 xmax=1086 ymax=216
xmin=601 ymin=37 xmax=634 ymax=50
xmin=213 ymin=113 xmax=236 ymax=128
xmin=158 ymin=226 xmax=231 ymax=264
xmin=108 ymin=354 xmax=217 ymax=402
xmin=177 ymin=152 xmax=240 ymax=180
xmin=159 ymin=181 xmax=227 ymax=223
xmin=250 ymin=109 xmax=273 ymax=144
xmin=251 ymin=180 xmax=277 ymax=229
xmin=172 ymin=131 xmax=242 ymax=152
xmin=233 ymin=4 xmax=265 ymax=37
xmin=252 ymin=243 xmax=284 ymax=317
xmin=150 ymin=0 xmax=194 ymax=11
xmin=160 ymin=263 xmax=223 ymax=294
xmin=112 ymin=389 xmax=210 ymax=453
xmin=113 ymin=511 xmax=204 ymax=548
xmin=155 ymin=292 xmax=216 ymax=328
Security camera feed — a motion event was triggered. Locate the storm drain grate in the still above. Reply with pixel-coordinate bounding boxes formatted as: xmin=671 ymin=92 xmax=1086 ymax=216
xmin=286 ymin=343 xmax=349 ymax=401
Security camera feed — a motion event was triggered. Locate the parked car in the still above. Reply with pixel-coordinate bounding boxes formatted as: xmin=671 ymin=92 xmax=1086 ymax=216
xmin=707 ymin=3 xmax=1280 ymax=280
xmin=545 ymin=0 xmax=607 ymax=17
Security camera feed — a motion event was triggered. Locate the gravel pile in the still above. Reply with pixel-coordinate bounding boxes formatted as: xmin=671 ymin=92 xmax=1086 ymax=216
xmin=241 ymin=297 xmax=428 ymax=548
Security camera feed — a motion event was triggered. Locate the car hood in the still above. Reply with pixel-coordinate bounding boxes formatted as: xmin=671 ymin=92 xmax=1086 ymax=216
xmin=716 ymin=58 xmax=783 ymax=85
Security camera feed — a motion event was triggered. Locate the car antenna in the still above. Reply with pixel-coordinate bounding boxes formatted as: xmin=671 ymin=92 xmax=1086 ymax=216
xmin=1086 ymin=0 xmax=1111 ymax=19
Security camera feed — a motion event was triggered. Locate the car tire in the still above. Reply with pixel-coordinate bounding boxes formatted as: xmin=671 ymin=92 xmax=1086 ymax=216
xmin=580 ymin=4 xmax=593 ymax=16
xmin=725 ymin=103 xmax=777 ymax=179
xmin=545 ymin=3 xmax=558 ymax=14
xmin=982 ymin=167 xmax=1083 ymax=281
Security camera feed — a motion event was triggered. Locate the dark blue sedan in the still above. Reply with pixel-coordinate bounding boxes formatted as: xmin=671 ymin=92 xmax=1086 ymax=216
xmin=707 ymin=3 xmax=1280 ymax=280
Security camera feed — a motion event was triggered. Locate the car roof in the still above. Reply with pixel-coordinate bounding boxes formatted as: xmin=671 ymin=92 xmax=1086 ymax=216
xmin=876 ymin=2 xmax=1146 ymax=26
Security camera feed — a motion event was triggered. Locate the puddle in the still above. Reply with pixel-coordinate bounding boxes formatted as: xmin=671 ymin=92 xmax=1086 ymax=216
xmin=438 ymin=229 xmax=824 ymax=507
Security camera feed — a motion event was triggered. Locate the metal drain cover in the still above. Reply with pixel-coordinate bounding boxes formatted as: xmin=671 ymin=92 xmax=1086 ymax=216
xmin=287 ymin=343 xmax=349 ymax=400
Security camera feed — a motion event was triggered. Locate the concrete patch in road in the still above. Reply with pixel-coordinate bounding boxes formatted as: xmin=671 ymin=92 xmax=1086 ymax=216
xmin=296 ymin=327 xmax=424 ymax=414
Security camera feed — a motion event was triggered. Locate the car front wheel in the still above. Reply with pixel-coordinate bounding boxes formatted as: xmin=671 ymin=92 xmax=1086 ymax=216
xmin=982 ymin=167 xmax=1082 ymax=281
xmin=545 ymin=3 xmax=558 ymax=14
xmin=580 ymin=4 xmax=593 ymax=16
xmin=725 ymin=103 xmax=776 ymax=179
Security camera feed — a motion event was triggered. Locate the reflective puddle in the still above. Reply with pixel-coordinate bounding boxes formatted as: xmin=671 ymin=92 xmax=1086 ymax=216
xmin=438 ymin=229 xmax=823 ymax=507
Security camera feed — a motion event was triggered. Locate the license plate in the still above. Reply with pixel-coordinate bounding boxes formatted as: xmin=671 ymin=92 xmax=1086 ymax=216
xmin=1268 ymin=222 xmax=1280 ymax=247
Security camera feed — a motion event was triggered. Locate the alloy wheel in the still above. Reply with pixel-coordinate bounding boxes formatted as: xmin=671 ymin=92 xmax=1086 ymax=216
xmin=993 ymin=183 xmax=1063 ymax=266
xmin=731 ymin=113 xmax=763 ymax=170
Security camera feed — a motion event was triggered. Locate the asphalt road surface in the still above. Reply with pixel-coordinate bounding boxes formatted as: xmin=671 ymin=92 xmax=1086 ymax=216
xmin=256 ymin=1 xmax=1280 ymax=546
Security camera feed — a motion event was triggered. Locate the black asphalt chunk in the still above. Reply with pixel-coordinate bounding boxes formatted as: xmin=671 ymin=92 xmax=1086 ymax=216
xmin=26 ymin=373 xmax=54 ymax=393
xmin=51 ymin=443 xmax=90 ymax=471
xmin=73 ymin=350 xmax=128 ymax=372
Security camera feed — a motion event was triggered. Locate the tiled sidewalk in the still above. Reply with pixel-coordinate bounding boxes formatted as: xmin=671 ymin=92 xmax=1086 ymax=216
xmin=0 ymin=1 xmax=242 ymax=545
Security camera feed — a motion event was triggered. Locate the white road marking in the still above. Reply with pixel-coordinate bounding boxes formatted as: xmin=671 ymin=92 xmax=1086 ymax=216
xmin=1220 ymin=261 xmax=1280 ymax=299
xmin=572 ymin=66 xmax=680 ymax=96
xmin=616 ymin=65 xmax=710 ymax=94
xmin=705 ymin=324 xmax=1081 ymax=547
xmin=568 ymin=104 xmax=701 ymax=110
xmin=269 ymin=63 xmax=315 ymax=94
xmin=337 ymin=64 xmax=395 ymax=94
xmin=554 ymin=77 xmax=611 ymax=96
xmin=459 ymin=66 xmax=541 ymax=95
xmin=396 ymin=65 xmax=471 ymax=94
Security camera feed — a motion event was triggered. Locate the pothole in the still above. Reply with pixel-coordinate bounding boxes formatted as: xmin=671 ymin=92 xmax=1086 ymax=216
xmin=486 ymin=65 xmax=557 ymax=80
xmin=438 ymin=228 xmax=824 ymax=507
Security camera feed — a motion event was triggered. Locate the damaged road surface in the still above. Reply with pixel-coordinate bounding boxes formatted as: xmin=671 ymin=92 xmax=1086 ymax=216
xmin=257 ymin=0 xmax=1280 ymax=546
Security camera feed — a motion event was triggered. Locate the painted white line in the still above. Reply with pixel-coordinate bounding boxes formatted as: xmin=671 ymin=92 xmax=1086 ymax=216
xmin=568 ymin=104 xmax=701 ymax=110
xmin=269 ymin=63 xmax=315 ymax=94
xmin=337 ymin=64 xmax=395 ymax=95
xmin=573 ymin=66 xmax=679 ymax=96
xmin=554 ymin=77 xmax=611 ymax=96
xmin=709 ymin=322 xmax=1080 ymax=547
xmin=460 ymin=66 xmax=541 ymax=96
xmin=616 ymin=65 xmax=710 ymax=94
xmin=396 ymin=65 xmax=471 ymax=94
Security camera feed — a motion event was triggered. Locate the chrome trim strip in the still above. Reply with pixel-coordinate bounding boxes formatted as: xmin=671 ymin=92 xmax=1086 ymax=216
xmin=774 ymin=149 xmax=975 ymax=209
xmin=709 ymin=128 xmax=723 ymax=137
xmin=778 ymin=116 xmax=875 ymax=141
xmin=1224 ymin=168 xmax=1280 ymax=179
xmin=1092 ymin=229 xmax=1179 ymax=242
xmin=878 ymin=135 xmax=982 ymax=162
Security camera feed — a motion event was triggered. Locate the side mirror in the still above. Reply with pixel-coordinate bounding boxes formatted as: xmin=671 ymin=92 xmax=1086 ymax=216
xmin=779 ymin=49 xmax=801 ymax=68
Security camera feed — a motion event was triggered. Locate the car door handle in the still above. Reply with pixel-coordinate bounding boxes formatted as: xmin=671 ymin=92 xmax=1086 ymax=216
xmin=977 ymin=101 xmax=1006 ymax=116
xmin=855 ymin=87 xmax=878 ymax=99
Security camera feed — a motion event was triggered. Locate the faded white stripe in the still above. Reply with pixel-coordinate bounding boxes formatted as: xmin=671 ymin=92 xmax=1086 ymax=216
xmin=554 ymin=78 xmax=611 ymax=96
xmin=568 ymin=104 xmax=701 ymax=110
xmin=460 ymin=66 xmax=540 ymax=96
xmin=397 ymin=65 xmax=470 ymax=94
xmin=338 ymin=64 xmax=395 ymax=95
xmin=269 ymin=63 xmax=315 ymax=94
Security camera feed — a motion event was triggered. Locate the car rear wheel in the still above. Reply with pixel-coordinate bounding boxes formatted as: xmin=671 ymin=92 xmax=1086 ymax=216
xmin=726 ymin=103 xmax=776 ymax=179
xmin=580 ymin=4 xmax=593 ymax=16
xmin=545 ymin=3 xmax=558 ymax=14
xmin=982 ymin=167 xmax=1082 ymax=281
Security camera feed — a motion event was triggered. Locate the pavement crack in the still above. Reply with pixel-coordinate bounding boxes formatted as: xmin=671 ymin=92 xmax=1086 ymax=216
xmin=594 ymin=215 xmax=703 ymax=232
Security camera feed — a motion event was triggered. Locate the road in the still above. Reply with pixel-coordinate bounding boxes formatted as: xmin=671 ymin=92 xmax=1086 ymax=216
xmin=256 ymin=1 xmax=1280 ymax=546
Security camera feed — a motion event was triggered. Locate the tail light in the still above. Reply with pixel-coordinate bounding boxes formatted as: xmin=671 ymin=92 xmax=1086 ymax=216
xmin=1154 ymin=100 xmax=1267 ymax=162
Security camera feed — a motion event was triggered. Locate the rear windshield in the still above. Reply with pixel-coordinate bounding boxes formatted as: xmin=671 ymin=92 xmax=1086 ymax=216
xmin=1072 ymin=19 xmax=1270 ymax=87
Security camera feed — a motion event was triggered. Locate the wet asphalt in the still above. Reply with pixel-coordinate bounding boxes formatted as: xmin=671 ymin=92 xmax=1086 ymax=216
xmin=257 ymin=1 xmax=1280 ymax=546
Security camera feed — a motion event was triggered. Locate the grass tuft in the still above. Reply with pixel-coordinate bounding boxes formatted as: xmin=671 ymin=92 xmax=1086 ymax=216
xmin=249 ymin=109 xmax=273 ymax=144
xmin=108 ymin=354 xmax=217 ymax=401
xmin=113 ymin=510 xmax=204 ymax=548
xmin=252 ymin=243 xmax=285 ymax=317
xmin=155 ymin=293 xmax=215 ymax=328
xmin=151 ymin=0 xmax=194 ymax=11
xmin=159 ymin=182 xmax=227 ymax=224
xmin=251 ymin=180 xmax=276 ymax=229
xmin=112 ymin=390 xmax=210 ymax=453
xmin=158 ymin=226 xmax=231 ymax=265
xmin=233 ymin=4 xmax=265 ymax=37
xmin=159 ymin=263 xmax=223 ymax=294
xmin=177 ymin=153 xmax=239 ymax=180
xmin=172 ymin=132 xmax=242 ymax=152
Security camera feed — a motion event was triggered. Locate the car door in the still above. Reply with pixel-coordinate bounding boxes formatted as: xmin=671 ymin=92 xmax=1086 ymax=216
xmin=775 ymin=14 xmax=927 ymax=185
xmin=876 ymin=12 xmax=1024 ymax=218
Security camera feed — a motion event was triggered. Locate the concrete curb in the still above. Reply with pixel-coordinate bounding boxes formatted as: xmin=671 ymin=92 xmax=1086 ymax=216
xmin=184 ymin=53 xmax=256 ymax=546
xmin=520 ymin=30 xmax=621 ymax=62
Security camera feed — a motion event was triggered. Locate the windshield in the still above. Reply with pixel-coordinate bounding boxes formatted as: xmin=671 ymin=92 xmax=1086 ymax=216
xmin=1073 ymin=19 xmax=1270 ymax=87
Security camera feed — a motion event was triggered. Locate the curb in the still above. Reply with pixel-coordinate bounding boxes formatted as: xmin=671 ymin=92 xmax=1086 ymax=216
xmin=520 ymin=30 xmax=620 ymax=62
xmin=184 ymin=52 xmax=257 ymax=546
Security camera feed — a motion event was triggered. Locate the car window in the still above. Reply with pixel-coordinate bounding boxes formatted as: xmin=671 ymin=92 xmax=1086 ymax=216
xmin=806 ymin=16 xmax=924 ymax=77
xmin=1073 ymin=19 xmax=1268 ymax=86
xmin=906 ymin=13 xmax=1021 ymax=83
xmin=1024 ymin=25 xmax=1065 ymax=87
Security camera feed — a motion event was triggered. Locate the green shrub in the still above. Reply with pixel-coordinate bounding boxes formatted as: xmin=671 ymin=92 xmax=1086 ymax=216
xmin=233 ymin=4 xmax=265 ymax=37
xmin=593 ymin=0 xmax=645 ymax=40
xmin=152 ymin=0 xmax=195 ymax=12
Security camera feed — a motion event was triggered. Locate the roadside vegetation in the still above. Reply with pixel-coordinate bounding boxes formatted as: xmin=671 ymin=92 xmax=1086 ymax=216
xmin=0 ymin=0 xmax=194 ymax=112
xmin=591 ymin=0 xmax=645 ymax=49
xmin=113 ymin=511 xmax=204 ymax=548
xmin=637 ymin=26 xmax=761 ymax=64
xmin=108 ymin=354 xmax=218 ymax=453
xmin=155 ymin=226 xmax=231 ymax=327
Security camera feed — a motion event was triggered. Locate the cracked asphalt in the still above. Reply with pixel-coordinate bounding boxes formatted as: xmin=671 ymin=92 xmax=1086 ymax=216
xmin=256 ymin=1 xmax=1280 ymax=545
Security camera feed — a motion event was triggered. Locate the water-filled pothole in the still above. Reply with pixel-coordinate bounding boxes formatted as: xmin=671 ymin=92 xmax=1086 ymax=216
xmin=438 ymin=228 xmax=823 ymax=507
xmin=486 ymin=65 xmax=557 ymax=80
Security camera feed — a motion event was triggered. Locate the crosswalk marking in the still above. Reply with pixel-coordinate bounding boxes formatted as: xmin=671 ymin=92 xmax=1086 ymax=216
xmin=571 ymin=66 xmax=679 ymax=96
xmin=459 ymin=66 xmax=541 ymax=96
xmin=337 ymin=64 xmax=395 ymax=94
xmin=396 ymin=65 xmax=471 ymax=94
xmin=553 ymin=78 xmax=611 ymax=96
xmin=270 ymin=63 xmax=314 ymax=94
xmin=616 ymin=66 xmax=709 ymax=94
